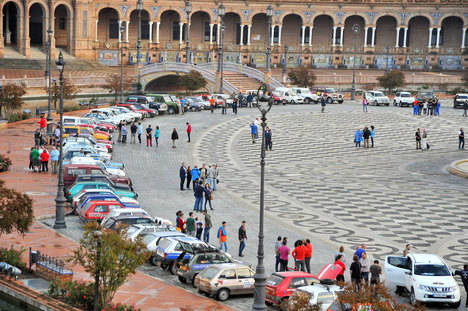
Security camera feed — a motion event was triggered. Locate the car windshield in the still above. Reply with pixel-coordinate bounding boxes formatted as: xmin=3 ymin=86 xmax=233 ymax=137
xmin=326 ymin=88 xmax=336 ymax=93
xmin=373 ymin=92 xmax=384 ymax=97
xmin=142 ymin=234 xmax=157 ymax=245
xmin=266 ymin=275 xmax=284 ymax=286
xmin=400 ymin=93 xmax=410 ymax=97
xmin=419 ymin=92 xmax=433 ymax=97
xmin=414 ymin=264 xmax=450 ymax=276
xmin=119 ymin=218 xmax=154 ymax=226
xmin=169 ymin=95 xmax=178 ymax=102
xmin=163 ymin=96 xmax=173 ymax=102
xmin=458 ymin=95 xmax=468 ymax=99
xmin=199 ymin=267 xmax=220 ymax=279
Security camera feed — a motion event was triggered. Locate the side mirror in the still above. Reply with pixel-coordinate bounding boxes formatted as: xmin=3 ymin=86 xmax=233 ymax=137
xmin=404 ymin=271 xmax=411 ymax=275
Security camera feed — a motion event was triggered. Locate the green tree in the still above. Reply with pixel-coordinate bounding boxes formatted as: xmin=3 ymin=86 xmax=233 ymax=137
xmin=287 ymin=66 xmax=317 ymax=88
xmin=180 ymin=70 xmax=207 ymax=94
xmin=0 ymin=180 xmax=33 ymax=236
xmin=0 ymin=83 xmax=26 ymax=118
xmin=70 ymin=222 xmax=149 ymax=307
xmin=377 ymin=70 xmax=406 ymax=94
xmin=104 ymin=74 xmax=134 ymax=104
xmin=461 ymin=70 xmax=468 ymax=88
xmin=44 ymin=79 xmax=79 ymax=111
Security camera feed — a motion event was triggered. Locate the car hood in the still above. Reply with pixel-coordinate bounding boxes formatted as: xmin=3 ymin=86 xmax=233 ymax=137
xmin=413 ymin=275 xmax=458 ymax=287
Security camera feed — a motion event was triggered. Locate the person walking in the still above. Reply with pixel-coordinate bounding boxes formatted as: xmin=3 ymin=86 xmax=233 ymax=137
xmin=232 ymin=98 xmax=238 ymax=114
xmin=413 ymin=100 xmax=419 ymax=116
xmin=28 ymin=147 xmax=34 ymax=171
xmin=34 ymin=129 xmax=41 ymax=147
xmin=292 ymin=240 xmax=306 ymax=272
xmin=421 ymin=128 xmax=428 ymax=151
xmin=362 ymin=96 xmax=368 ymax=113
xmin=191 ymin=166 xmax=200 ymax=191
xmin=177 ymin=212 xmax=186 ymax=233
xmin=217 ymin=221 xmax=228 ymax=252
xmin=186 ymin=165 xmax=192 ymax=190
xmin=146 ymin=125 xmax=153 ymax=147
xmin=278 ymin=238 xmax=290 ymax=272
xmin=31 ymin=146 xmax=40 ymax=172
xmin=193 ymin=181 xmax=204 ymax=212
xmin=204 ymin=183 xmax=214 ymax=211
xmin=209 ymin=96 xmax=215 ymax=113
xmin=117 ymin=121 xmax=123 ymax=142
xmin=350 ymin=255 xmax=362 ymax=292
xmin=265 ymin=127 xmax=273 ymax=151
xmin=212 ymin=164 xmax=219 ymax=191
xmin=171 ymin=128 xmax=179 ymax=148
xmin=360 ymin=252 xmax=370 ymax=286
xmin=195 ymin=217 xmax=203 ymax=240
xmin=321 ymin=96 xmax=326 ymax=113
xmin=238 ymin=221 xmax=247 ymax=257
xmin=50 ymin=146 xmax=59 ymax=174
xmin=335 ymin=255 xmax=346 ymax=282
xmin=435 ymin=99 xmax=441 ymax=116
xmin=354 ymin=129 xmax=363 ymax=148
xmin=154 ymin=125 xmax=160 ymax=147
xmin=137 ymin=122 xmax=143 ymax=144
xmin=180 ymin=97 xmax=185 ymax=115
xmin=454 ymin=264 xmax=468 ymax=307
xmin=130 ymin=123 xmax=137 ymax=143
xmin=247 ymin=93 xmax=253 ymax=108
xmin=363 ymin=127 xmax=371 ymax=148
xmin=186 ymin=122 xmax=192 ymax=142
xmin=275 ymin=236 xmax=282 ymax=272
xmin=40 ymin=148 xmax=49 ymax=172
xmin=415 ymin=128 xmax=421 ymax=150
xmin=186 ymin=212 xmax=196 ymax=236
xmin=179 ymin=163 xmax=186 ymax=191
xmin=459 ymin=128 xmax=465 ymax=150
xmin=203 ymin=210 xmax=212 ymax=243
xmin=207 ymin=165 xmax=215 ymax=190
xmin=370 ymin=125 xmax=375 ymax=148
xmin=304 ymin=239 xmax=312 ymax=274
xmin=464 ymin=100 xmax=468 ymax=117
xmin=250 ymin=122 xmax=257 ymax=144
xmin=121 ymin=124 xmax=128 ymax=143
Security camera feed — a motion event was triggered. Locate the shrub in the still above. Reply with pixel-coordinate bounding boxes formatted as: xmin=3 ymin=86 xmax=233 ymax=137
xmin=0 ymin=154 xmax=12 ymax=172
xmin=102 ymin=303 xmax=142 ymax=311
xmin=0 ymin=247 xmax=27 ymax=271
xmin=48 ymin=279 xmax=95 ymax=311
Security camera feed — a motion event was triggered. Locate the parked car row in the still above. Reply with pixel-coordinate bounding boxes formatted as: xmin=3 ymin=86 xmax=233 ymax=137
xmin=272 ymin=87 xmax=344 ymax=105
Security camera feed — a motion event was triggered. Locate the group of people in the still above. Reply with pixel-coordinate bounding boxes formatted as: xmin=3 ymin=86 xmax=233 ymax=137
xmin=179 ymin=163 xmax=219 ymax=212
xmin=353 ymin=126 xmax=375 ymax=148
xmin=412 ymin=99 xmax=441 ymax=116
xmin=415 ymin=128 xmax=429 ymax=151
xmin=29 ymin=145 xmax=59 ymax=173
xmin=250 ymin=118 xmax=273 ymax=149
xmin=275 ymin=237 xmax=313 ymax=273
xmin=118 ymin=121 xmax=187 ymax=149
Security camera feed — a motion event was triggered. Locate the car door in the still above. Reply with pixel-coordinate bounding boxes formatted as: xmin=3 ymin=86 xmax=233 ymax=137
xmin=219 ymin=269 xmax=237 ymax=293
xmin=236 ymin=268 xmax=255 ymax=294
xmin=385 ymin=256 xmax=409 ymax=289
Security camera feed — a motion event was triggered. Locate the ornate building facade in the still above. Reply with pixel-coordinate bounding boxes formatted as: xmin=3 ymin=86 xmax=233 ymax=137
xmin=1 ymin=0 xmax=467 ymax=70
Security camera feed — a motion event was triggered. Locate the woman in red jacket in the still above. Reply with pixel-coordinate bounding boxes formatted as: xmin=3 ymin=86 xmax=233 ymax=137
xmin=335 ymin=254 xmax=346 ymax=282
xmin=40 ymin=149 xmax=49 ymax=172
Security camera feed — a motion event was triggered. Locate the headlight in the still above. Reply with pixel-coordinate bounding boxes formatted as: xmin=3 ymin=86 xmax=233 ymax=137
xmin=449 ymin=286 xmax=458 ymax=292
xmin=418 ymin=284 xmax=430 ymax=291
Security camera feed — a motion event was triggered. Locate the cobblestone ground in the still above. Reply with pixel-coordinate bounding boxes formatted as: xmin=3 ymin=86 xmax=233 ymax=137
xmin=55 ymin=101 xmax=468 ymax=310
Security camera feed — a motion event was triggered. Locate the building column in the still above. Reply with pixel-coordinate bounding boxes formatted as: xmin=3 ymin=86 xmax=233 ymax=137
xmin=156 ymin=21 xmax=160 ymax=43
xmin=95 ymin=20 xmax=98 ymax=41
xmin=371 ymin=27 xmax=376 ymax=46
xmin=239 ymin=24 xmax=244 ymax=45
xmin=403 ymin=27 xmax=408 ymax=48
xmin=301 ymin=25 xmax=305 ymax=46
xmin=395 ymin=27 xmax=400 ymax=47
xmin=340 ymin=27 xmax=344 ymax=47
xmin=118 ymin=20 xmax=122 ymax=42
xmin=364 ymin=26 xmax=368 ymax=47
xmin=428 ymin=27 xmax=433 ymax=48
xmin=461 ymin=28 xmax=466 ymax=48
xmin=149 ymin=21 xmax=153 ymax=43
xmin=308 ymin=26 xmax=313 ymax=46
xmin=179 ymin=22 xmax=184 ymax=44
xmin=278 ymin=25 xmax=282 ymax=46
xmin=126 ymin=21 xmax=129 ymax=42
xmin=270 ymin=25 xmax=275 ymax=45
xmin=332 ymin=26 xmax=337 ymax=47
xmin=436 ymin=27 xmax=441 ymax=48
xmin=209 ymin=23 xmax=214 ymax=45
xmin=217 ymin=23 xmax=221 ymax=45
xmin=247 ymin=24 xmax=251 ymax=45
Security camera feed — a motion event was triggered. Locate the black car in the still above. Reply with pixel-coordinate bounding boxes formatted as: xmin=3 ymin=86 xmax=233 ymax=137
xmin=72 ymin=175 xmax=133 ymax=191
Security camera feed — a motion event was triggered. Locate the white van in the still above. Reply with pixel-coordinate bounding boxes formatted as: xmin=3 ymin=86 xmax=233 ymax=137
xmin=272 ymin=87 xmax=304 ymax=105
xmin=63 ymin=116 xmax=94 ymax=126
xmin=291 ymin=87 xmax=320 ymax=104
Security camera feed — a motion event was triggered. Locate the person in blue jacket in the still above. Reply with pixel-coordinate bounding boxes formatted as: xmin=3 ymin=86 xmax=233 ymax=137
xmin=191 ymin=165 xmax=200 ymax=192
xmin=250 ymin=122 xmax=257 ymax=144
xmin=354 ymin=129 xmax=363 ymax=148
xmin=370 ymin=125 xmax=375 ymax=148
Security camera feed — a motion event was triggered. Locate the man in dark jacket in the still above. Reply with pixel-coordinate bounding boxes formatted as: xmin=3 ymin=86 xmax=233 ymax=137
xmin=238 ymin=221 xmax=247 ymax=257
xmin=265 ymin=127 xmax=272 ymax=151
xmin=179 ymin=162 xmax=186 ymax=191
xmin=193 ymin=181 xmax=204 ymax=212
xmin=454 ymin=265 xmax=468 ymax=307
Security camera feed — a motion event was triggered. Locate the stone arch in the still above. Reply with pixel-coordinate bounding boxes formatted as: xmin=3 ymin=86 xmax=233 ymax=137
xmin=374 ymin=13 xmax=400 ymax=26
xmin=375 ymin=15 xmax=397 ymax=51
xmin=343 ymin=13 xmax=369 ymax=26
xmin=224 ymin=12 xmax=241 ymax=46
xmin=281 ymin=14 xmax=302 ymax=47
xmin=343 ymin=15 xmax=365 ymax=52
xmin=190 ymin=11 xmax=211 ymax=49
xmin=407 ymin=13 xmax=433 ymax=26
xmin=440 ymin=16 xmax=463 ymax=49
xmin=157 ymin=8 xmax=183 ymax=22
xmin=28 ymin=2 xmax=47 ymax=46
xmin=159 ymin=10 xmax=181 ymax=45
xmin=96 ymin=5 xmax=122 ymax=21
xmin=54 ymin=3 xmax=72 ymax=51
xmin=312 ymin=15 xmax=333 ymax=50
xmin=129 ymin=9 xmax=151 ymax=42
xmin=280 ymin=12 xmax=304 ymax=25
xmin=311 ymin=13 xmax=336 ymax=26
xmin=407 ymin=16 xmax=430 ymax=50
xmin=97 ymin=8 xmax=120 ymax=43
xmin=189 ymin=9 xmax=213 ymax=22
xmin=2 ymin=0 xmax=22 ymax=49
xmin=250 ymin=13 xmax=267 ymax=49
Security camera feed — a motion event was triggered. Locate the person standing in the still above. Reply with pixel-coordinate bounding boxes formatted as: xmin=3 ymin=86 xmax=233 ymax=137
xmin=212 ymin=164 xmax=219 ymax=191
xmin=362 ymin=96 xmax=368 ymax=113
xmin=415 ymin=128 xmax=421 ymax=150
xmin=413 ymin=100 xmax=419 ymax=116
xmin=421 ymin=128 xmax=428 ymax=151
xmin=278 ymin=238 xmax=290 ymax=272
xmin=195 ymin=217 xmax=203 ymax=240
xmin=171 ymin=128 xmax=179 ymax=148
xmin=38 ymin=114 xmax=47 ymax=135
xmin=146 ymin=125 xmax=153 ymax=147
xmin=238 ymin=221 xmax=247 ymax=257
xmin=335 ymin=255 xmax=346 ymax=282
xmin=186 ymin=122 xmax=192 ymax=142
xmin=177 ymin=212 xmax=186 ymax=233
xmin=203 ymin=210 xmax=212 ymax=243
xmin=321 ymin=96 xmax=326 ymax=113
xmin=247 ymin=93 xmax=253 ymax=108
xmin=130 ymin=123 xmax=137 ymax=143
xmin=265 ymin=127 xmax=273 ymax=151
xmin=304 ymin=239 xmax=312 ymax=274
xmin=50 ymin=146 xmax=59 ymax=174
xmin=121 ymin=124 xmax=128 ymax=143
xmin=369 ymin=260 xmax=382 ymax=294
xmin=250 ymin=122 xmax=257 ymax=144
xmin=204 ymin=183 xmax=214 ymax=211
xmin=350 ymin=255 xmax=362 ymax=292
xmin=179 ymin=163 xmax=186 ymax=191
xmin=292 ymin=240 xmax=306 ymax=272
xmin=464 ymin=100 xmax=468 ymax=117
xmin=31 ymin=146 xmax=40 ymax=172
xmin=199 ymin=164 xmax=207 ymax=184
xmin=154 ymin=125 xmax=160 ymax=147
xmin=370 ymin=125 xmax=375 ymax=148
xmin=137 ymin=122 xmax=143 ymax=144
xmin=354 ymin=244 xmax=366 ymax=259
xmin=191 ymin=166 xmax=200 ymax=191
xmin=454 ymin=264 xmax=468 ymax=307
xmin=209 ymin=97 xmax=215 ymax=113
xmin=180 ymin=97 xmax=185 ymax=115
xmin=360 ymin=252 xmax=370 ymax=286
xmin=335 ymin=246 xmax=347 ymax=266
xmin=363 ymin=127 xmax=370 ymax=148
xmin=28 ymin=147 xmax=34 ymax=171
xmin=435 ymin=99 xmax=441 ymax=116
xmin=459 ymin=128 xmax=465 ymax=150
xmin=207 ymin=165 xmax=215 ymax=191
xmin=186 ymin=212 xmax=196 ymax=236
xmin=402 ymin=243 xmax=412 ymax=256
xmin=193 ymin=181 xmax=204 ymax=212
xmin=217 ymin=221 xmax=228 ymax=252
xmin=354 ymin=129 xmax=363 ymax=148
xmin=34 ymin=129 xmax=41 ymax=147
xmin=117 ymin=121 xmax=123 ymax=142
xmin=275 ymin=236 xmax=282 ymax=272
xmin=40 ymin=148 xmax=49 ymax=172
xmin=221 ymin=97 xmax=227 ymax=115
xmin=186 ymin=166 xmax=192 ymax=190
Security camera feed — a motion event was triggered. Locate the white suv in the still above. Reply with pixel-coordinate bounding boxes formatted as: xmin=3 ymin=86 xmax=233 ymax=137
xmin=288 ymin=281 xmax=341 ymax=311
xmin=393 ymin=91 xmax=415 ymax=107
xmin=272 ymin=87 xmax=304 ymax=105
xmin=365 ymin=91 xmax=390 ymax=106
xmin=291 ymin=87 xmax=320 ymax=104
xmin=385 ymin=253 xmax=460 ymax=308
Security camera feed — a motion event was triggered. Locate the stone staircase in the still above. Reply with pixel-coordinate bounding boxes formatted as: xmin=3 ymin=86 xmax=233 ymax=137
xmin=223 ymin=71 xmax=262 ymax=92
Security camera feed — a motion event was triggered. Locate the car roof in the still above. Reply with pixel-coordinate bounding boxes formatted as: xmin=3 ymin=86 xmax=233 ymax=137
xmin=65 ymin=164 xmax=101 ymax=169
xmin=272 ymin=271 xmax=316 ymax=278
xmin=210 ymin=263 xmax=250 ymax=270
xmin=410 ymin=253 xmax=444 ymax=265
xmin=456 ymin=93 xmax=468 ymax=96
xmin=297 ymin=284 xmax=341 ymax=293
xmin=87 ymin=200 xmax=121 ymax=205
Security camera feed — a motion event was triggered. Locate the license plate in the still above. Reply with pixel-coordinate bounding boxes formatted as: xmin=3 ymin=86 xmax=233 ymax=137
xmin=433 ymin=293 xmax=446 ymax=298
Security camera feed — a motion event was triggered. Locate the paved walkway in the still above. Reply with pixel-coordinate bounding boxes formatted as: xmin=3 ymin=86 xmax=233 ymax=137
xmin=0 ymin=117 xmax=232 ymax=311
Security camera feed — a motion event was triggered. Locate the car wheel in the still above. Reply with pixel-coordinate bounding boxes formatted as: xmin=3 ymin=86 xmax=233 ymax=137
xmin=449 ymin=300 xmax=461 ymax=308
xmin=169 ymin=262 xmax=178 ymax=275
xmin=290 ymin=100 xmax=295 ymax=105
xmin=393 ymin=100 xmax=397 ymax=106
xmin=191 ymin=274 xmax=198 ymax=288
xmin=168 ymin=107 xmax=176 ymax=114
xmin=305 ymin=98 xmax=310 ymax=104
xmin=386 ymin=103 xmax=389 ymax=106
xmin=160 ymin=262 xmax=168 ymax=270
xmin=409 ymin=288 xmax=418 ymax=306
xmin=279 ymin=298 xmax=289 ymax=311
xmin=150 ymin=256 xmax=160 ymax=266
xmin=178 ymin=275 xmax=187 ymax=284
xmin=327 ymin=97 xmax=333 ymax=104
xmin=274 ymin=100 xmax=280 ymax=105
xmin=197 ymin=288 xmax=204 ymax=294
xmin=217 ymin=288 xmax=230 ymax=301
